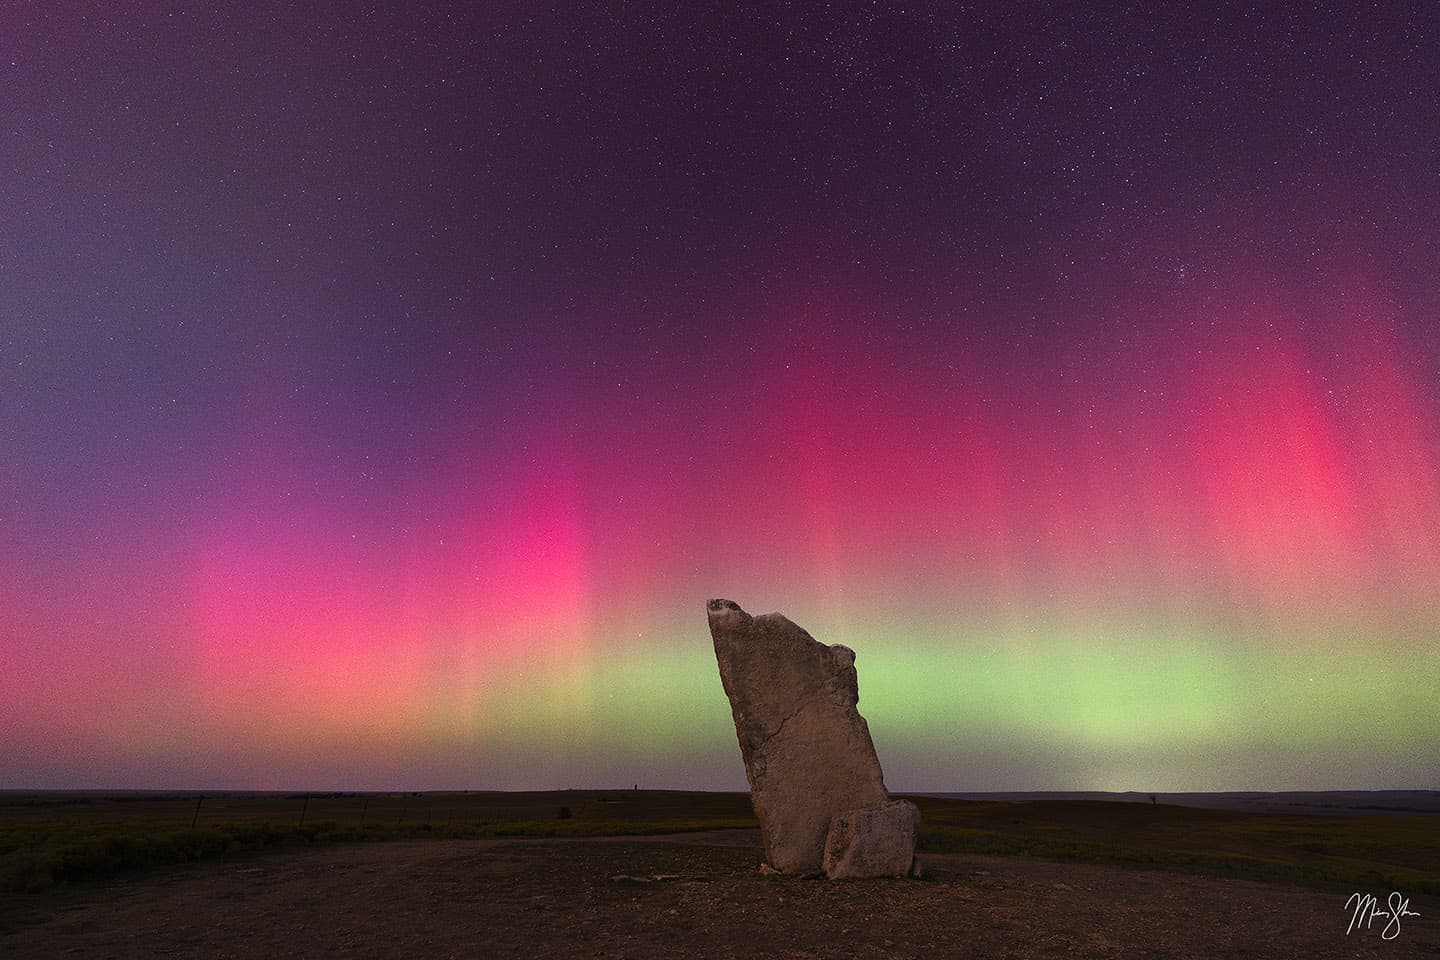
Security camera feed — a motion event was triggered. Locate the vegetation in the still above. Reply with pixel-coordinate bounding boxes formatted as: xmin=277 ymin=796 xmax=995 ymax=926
xmin=2 ymin=790 xmax=1436 ymax=895
xmin=906 ymin=796 xmax=1440 ymax=894
xmin=0 ymin=790 xmax=755 ymax=893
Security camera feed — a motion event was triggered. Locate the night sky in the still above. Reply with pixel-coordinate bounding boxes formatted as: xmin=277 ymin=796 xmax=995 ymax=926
xmin=3 ymin=3 xmax=1438 ymax=792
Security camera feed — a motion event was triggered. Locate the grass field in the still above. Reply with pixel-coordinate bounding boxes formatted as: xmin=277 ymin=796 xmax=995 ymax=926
xmin=908 ymin=795 xmax=1440 ymax=894
xmin=2 ymin=790 xmax=1436 ymax=895
xmin=0 ymin=790 xmax=755 ymax=892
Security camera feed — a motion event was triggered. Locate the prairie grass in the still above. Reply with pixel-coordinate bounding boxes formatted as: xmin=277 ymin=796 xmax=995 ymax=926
xmin=907 ymin=796 xmax=1440 ymax=894
xmin=0 ymin=790 xmax=756 ymax=892
xmin=3 ymin=790 xmax=1436 ymax=895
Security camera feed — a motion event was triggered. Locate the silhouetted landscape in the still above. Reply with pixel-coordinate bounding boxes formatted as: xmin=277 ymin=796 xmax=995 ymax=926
xmin=3 ymin=789 xmax=1436 ymax=956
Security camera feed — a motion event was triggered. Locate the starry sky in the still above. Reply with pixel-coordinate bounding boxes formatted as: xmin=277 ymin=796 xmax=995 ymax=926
xmin=3 ymin=2 xmax=1438 ymax=791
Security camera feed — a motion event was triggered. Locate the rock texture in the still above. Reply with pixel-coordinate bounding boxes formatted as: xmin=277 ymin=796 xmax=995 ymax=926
xmin=706 ymin=598 xmax=918 ymax=877
xmin=822 ymin=799 xmax=921 ymax=879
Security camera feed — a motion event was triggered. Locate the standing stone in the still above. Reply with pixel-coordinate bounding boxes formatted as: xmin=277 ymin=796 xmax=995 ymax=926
xmin=706 ymin=598 xmax=918 ymax=877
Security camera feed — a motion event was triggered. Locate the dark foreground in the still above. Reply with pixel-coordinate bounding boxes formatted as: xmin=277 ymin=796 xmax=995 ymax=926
xmin=2 ymin=830 xmax=1435 ymax=960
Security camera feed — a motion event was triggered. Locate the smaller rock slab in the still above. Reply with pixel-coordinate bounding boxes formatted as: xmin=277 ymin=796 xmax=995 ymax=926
xmin=822 ymin=799 xmax=921 ymax=879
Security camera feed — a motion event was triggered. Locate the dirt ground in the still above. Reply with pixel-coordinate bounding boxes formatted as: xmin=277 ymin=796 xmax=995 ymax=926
xmin=2 ymin=830 xmax=1435 ymax=959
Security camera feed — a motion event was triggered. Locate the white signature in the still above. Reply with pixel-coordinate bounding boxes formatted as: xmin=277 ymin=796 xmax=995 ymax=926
xmin=1345 ymin=891 xmax=1420 ymax=940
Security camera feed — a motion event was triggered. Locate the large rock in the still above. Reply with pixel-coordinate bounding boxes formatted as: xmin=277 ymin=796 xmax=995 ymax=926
xmin=823 ymin=798 xmax=921 ymax=879
xmin=706 ymin=598 xmax=917 ymax=876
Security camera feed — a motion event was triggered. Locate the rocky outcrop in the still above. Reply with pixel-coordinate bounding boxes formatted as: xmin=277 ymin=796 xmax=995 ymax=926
xmin=706 ymin=598 xmax=918 ymax=877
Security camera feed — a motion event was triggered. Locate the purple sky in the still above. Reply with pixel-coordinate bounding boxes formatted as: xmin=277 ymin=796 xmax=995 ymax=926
xmin=3 ymin=3 xmax=1438 ymax=791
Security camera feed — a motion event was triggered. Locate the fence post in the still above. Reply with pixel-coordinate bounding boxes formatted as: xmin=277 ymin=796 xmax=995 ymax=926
xmin=360 ymin=797 xmax=369 ymax=825
xmin=299 ymin=793 xmax=310 ymax=827
xmin=190 ymin=795 xmax=204 ymax=832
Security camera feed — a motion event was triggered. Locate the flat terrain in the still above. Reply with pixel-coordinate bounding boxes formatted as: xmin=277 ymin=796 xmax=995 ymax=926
xmin=3 ymin=791 xmax=1436 ymax=957
xmin=933 ymin=790 xmax=1440 ymax=816
xmin=3 ymin=830 xmax=1436 ymax=959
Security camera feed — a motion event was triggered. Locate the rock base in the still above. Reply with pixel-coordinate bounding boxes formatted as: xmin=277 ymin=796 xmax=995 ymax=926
xmin=822 ymin=799 xmax=921 ymax=879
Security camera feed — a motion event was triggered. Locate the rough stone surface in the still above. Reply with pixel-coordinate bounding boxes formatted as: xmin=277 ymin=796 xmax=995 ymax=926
xmin=822 ymin=798 xmax=922 ymax=879
xmin=707 ymin=598 xmax=908 ymax=875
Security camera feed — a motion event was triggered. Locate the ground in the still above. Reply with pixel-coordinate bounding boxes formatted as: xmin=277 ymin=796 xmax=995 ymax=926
xmin=2 ymin=830 xmax=1434 ymax=959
